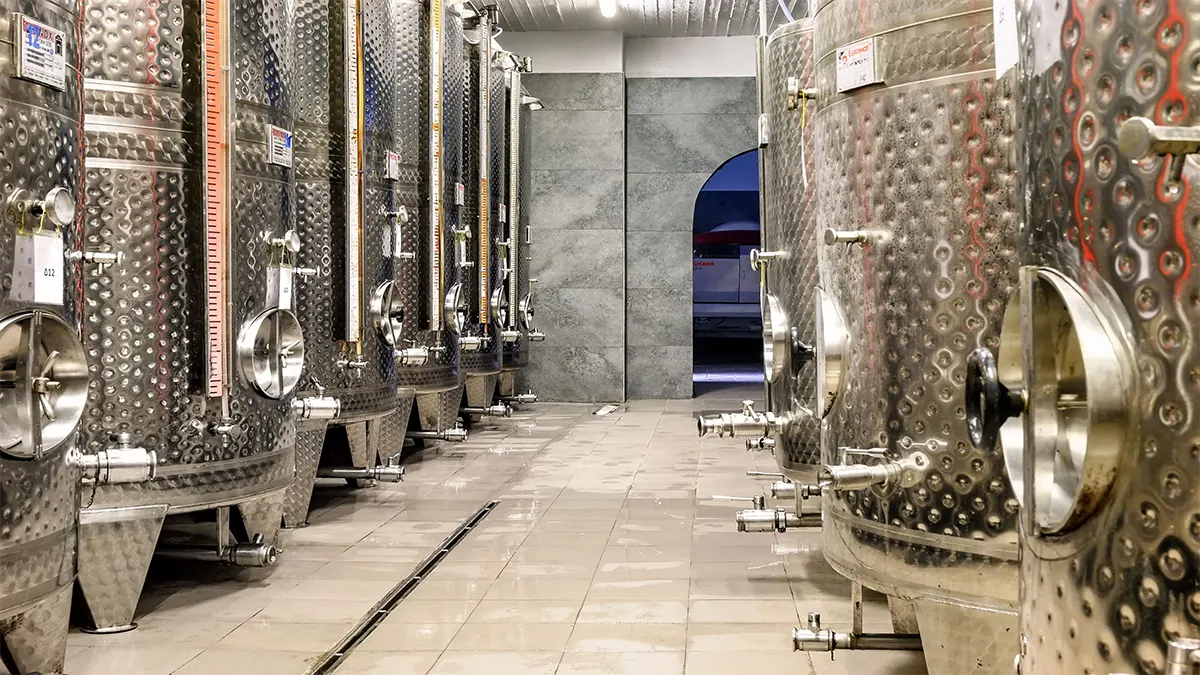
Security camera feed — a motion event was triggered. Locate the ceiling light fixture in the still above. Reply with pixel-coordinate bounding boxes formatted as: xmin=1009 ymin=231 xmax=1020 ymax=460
xmin=599 ymin=0 xmax=617 ymax=18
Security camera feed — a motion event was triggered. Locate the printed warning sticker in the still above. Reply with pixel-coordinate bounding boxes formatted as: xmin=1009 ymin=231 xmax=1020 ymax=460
xmin=13 ymin=15 xmax=66 ymax=90
xmin=835 ymin=37 xmax=881 ymax=93
xmin=267 ymin=124 xmax=293 ymax=168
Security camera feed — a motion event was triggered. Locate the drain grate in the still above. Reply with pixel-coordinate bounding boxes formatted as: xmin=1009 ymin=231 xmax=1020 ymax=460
xmin=307 ymin=500 xmax=499 ymax=675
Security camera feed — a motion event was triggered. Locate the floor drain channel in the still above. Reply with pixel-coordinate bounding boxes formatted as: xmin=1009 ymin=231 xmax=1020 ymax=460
xmin=308 ymin=500 xmax=499 ymax=675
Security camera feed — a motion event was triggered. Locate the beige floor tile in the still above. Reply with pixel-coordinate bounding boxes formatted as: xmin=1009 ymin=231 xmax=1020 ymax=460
xmin=484 ymin=576 xmax=593 ymax=601
xmin=385 ymin=599 xmax=481 ymax=623
xmin=356 ymin=622 xmax=461 ymax=651
xmin=63 ymin=646 xmax=205 ymax=675
xmin=594 ymin=560 xmax=691 ymax=580
xmin=577 ymin=600 xmax=689 ymax=623
xmin=688 ymin=599 xmax=799 ymax=623
xmin=445 ymin=622 xmax=574 ymax=651
xmin=684 ymin=650 xmax=816 ymax=675
xmin=287 ymin=578 xmax=397 ymax=600
xmin=427 ymin=650 xmax=560 ymax=675
xmin=565 ymin=622 xmax=687 ymax=652
xmin=333 ymin=544 xmax=429 ymax=563
xmin=467 ymin=599 xmax=583 ymax=623
xmin=509 ymin=544 xmax=606 ymax=563
xmin=173 ymin=647 xmax=321 ymax=675
xmin=557 ymin=651 xmax=685 ymax=675
xmin=498 ymin=562 xmax=599 ymax=579
xmin=599 ymin=545 xmax=693 ymax=563
xmin=685 ymin=623 xmax=798 ymax=651
xmin=532 ymin=519 xmax=616 ymax=532
xmin=307 ymin=560 xmax=416 ymax=581
xmin=334 ymin=650 xmax=441 ymax=675
xmin=586 ymin=578 xmax=691 ymax=601
xmin=688 ymin=574 xmax=796 ymax=600
xmin=422 ymin=561 xmax=508 ymax=580
xmin=275 ymin=544 xmax=350 ymax=561
xmin=66 ymin=620 xmax=237 ymax=648
xmin=255 ymin=598 xmax=378 ymax=623
xmin=441 ymin=543 xmax=522 ymax=561
xmin=809 ymin=650 xmax=928 ymax=675
xmin=216 ymin=620 xmax=348 ymax=651
xmin=404 ymin=578 xmax=493 ymax=601
xmin=520 ymin=531 xmax=611 ymax=547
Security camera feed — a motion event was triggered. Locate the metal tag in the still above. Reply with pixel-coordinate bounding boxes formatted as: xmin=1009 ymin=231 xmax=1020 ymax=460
xmin=386 ymin=150 xmax=401 ymax=180
xmin=266 ymin=124 xmax=294 ymax=168
xmin=14 ymin=231 xmax=64 ymax=305
xmin=267 ymin=265 xmax=294 ymax=310
xmin=993 ymin=0 xmax=1018 ymax=77
xmin=455 ymin=182 xmax=465 ymax=206
xmin=499 ymin=203 xmax=507 ymax=224
xmin=835 ymin=37 xmax=881 ymax=93
xmin=12 ymin=14 xmax=66 ymax=90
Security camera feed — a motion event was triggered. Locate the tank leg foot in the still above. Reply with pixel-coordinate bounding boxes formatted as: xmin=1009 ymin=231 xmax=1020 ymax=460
xmin=888 ymin=596 xmax=920 ymax=634
xmin=283 ymin=425 xmax=328 ymax=528
xmin=914 ymin=599 xmax=1018 ymax=675
xmin=77 ymin=505 xmax=168 ymax=632
xmin=345 ymin=421 xmax=378 ymax=476
xmin=236 ymin=492 xmax=286 ymax=547
xmin=0 ymin=583 xmax=71 ymax=675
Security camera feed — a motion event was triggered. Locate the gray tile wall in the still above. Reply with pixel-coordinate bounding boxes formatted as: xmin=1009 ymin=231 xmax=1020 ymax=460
xmin=525 ymin=73 xmax=626 ymax=403
xmin=625 ymin=77 xmax=757 ymax=399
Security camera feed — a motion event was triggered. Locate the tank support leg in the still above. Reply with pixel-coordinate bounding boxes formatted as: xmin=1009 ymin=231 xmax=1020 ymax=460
xmin=236 ymin=491 xmax=285 ymax=547
xmin=283 ymin=424 xmax=329 ymax=528
xmin=794 ymin=584 xmax=922 ymax=654
xmin=0 ymin=582 xmax=71 ymax=674
xmin=77 ymin=504 xmax=169 ymax=633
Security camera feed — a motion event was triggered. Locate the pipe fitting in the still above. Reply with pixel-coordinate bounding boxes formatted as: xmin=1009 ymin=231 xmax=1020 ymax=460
xmin=736 ymin=509 xmax=822 ymax=532
xmin=819 ymin=451 xmax=929 ymax=491
xmin=318 ymin=459 xmax=405 ymax=483
xmin=292 ymin=394 xmax=341 ymax=420
xmin=462 ymin=404 xmax=511 ymax=418
xmin=407 ymin=426 xmax=468 ymax=442
xmin=73 ymin=434 xmax=157 ymax=485
xmin=460 ymin=335 xmax=487 ymax=352
xmin=697 ymin=400 xmax=779 ymax=438
xmin=746 ymin=437 xmax=776 ymax=451
xmin=156 ymin=533 xmax=279 ymax=568
xmin=500 ymin=392 xmax=538 ymax=404
xmin=792 ymin=613 xmax=922 ymax=653
xmin=500 ymin=329 xmax=521 ymax=343
xmin=527 ymin=330 xmax=545 ymax=342
xmin=1166 ymin=637 xmax=1200 ymax=675
xmin=396 ymin=347 xmax=430 ymax=367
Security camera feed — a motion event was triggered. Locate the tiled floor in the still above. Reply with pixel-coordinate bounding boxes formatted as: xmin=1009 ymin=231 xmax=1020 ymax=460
xmin=51 ymin=385 xmax=928 ymax=675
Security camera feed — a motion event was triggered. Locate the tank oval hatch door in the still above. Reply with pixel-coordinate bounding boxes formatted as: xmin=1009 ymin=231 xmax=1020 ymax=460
xmin=814 ymin=289 xmax=848 ymax=417
xmin=369 ymin=281 xmax=405 ymax=346
xmin=761 ymin=292 xmax=789 ymax=384
xmin=0 ymin=310 xmax=88 ymax=460
xmin=489 ymin=286 xmax=508 ymax=329
xmin=987 ymin=267 xmax=1129 ymax=538
xmin=443 ymin=283 xmax=468 ymax=335
xmin=236 ymin=308 xmax=305 ymax=400
xmin=518 ymin=293 xmax=534 ymax=330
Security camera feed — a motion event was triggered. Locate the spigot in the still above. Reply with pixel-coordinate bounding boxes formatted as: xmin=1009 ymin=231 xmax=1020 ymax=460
xmin=500 ymin=329 xmax=521 ymax=343
xmin=228 ymin=533 xmax=279 ymax=567
xmin=770 ymin=481 xmax=795 ymax=500
xmin=293 ymin=266 xmax=320 ymax=279
xmin=750 ymin=249 xmax=786 ymax=271
xmin=500 ymin=391 xmax=538 ymax=404
xmin=736 ymin=508 xmax=822 ymax=532
xmin=746 ymin=437 xmax=776 ymax=451
xmin=443 ymin=426 xmax=468 ymax=442
xmin=293 ymin=379 xmax=340 ymax=420
xmin=462 ymin=404 xmax=511 ymax=418
xmin=338 ymin=355 xmax=368 ymax=373
xmin=793 ymin=613 xmax=836 ymax=652
xmin=1118 ymin=116 xmax=1200 ymax=185
xmin=1166 ymin=637 xmax=1200 ymax=675
xmin=72 ymin=433 xmax=158 ymax=485
xmin=67 ymin=250 xmax=123 ymax=273
xmin=396 ymin=345 xmax=431 ymax=366
xmin=460 ymin=335 xmax=486 ymax=352
xmin=711 ymin=494 xmax=766 ymax=510
xmin=697 ymin=400 xmax=779 ymax=438
xmin=823 ymin=229 xmax=877 ymax=246
xmin=527 ymin=330 xmax=545 ymax=342
xmin=819 ymin=451 xmax=929 ymax=491
xmin=209 ymin=419 xmax=243 ymax=438
xmin=785 ymin=78 xmax=818 ymax=111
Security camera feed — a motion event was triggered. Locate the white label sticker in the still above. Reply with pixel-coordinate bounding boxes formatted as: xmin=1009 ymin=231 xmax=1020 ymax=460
xmin=499 ymin=203 xmax=507 ymax=224
xmin=993 ymin=0 xmax=1019 ymax=77
xmin=13 ymin=15 xmax=66 ymax=90
xmin=14 ymin=232 xmax=64 ymax=305
xmin=386 ymin=151 xmax=401 ymax=180
xmin=835 ymin=37 xmax=881 ymax=93
xmin=455 ymin=182 xmax=465 ymax=206
xmin=266 ymin=124 xmax=293 ymax=168
xmin=267 ymin=265 xmax=294 ymax=311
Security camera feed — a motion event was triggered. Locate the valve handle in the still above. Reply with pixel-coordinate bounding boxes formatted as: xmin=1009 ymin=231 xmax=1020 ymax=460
xmin=965 ymin=347 xmax=1023 ymax=449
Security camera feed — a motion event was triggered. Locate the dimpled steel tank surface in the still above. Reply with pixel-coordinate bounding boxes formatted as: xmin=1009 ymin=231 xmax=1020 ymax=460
xmin=987 ymin=1 xmax=1200 ymax=673
xmin=760 ymin=19 xmax=820 ymax=482
xmin=0 ymin=1 xmax=84 ymax=669
xmin=75 ymin=0 xmax=302 ymax=631
xmin=809 ymin=0 xmax=1021 ymax=671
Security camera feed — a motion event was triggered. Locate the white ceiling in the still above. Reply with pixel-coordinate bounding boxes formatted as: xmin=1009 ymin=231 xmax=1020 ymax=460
xmin=492 ymin=0 xmax=809 ymax=37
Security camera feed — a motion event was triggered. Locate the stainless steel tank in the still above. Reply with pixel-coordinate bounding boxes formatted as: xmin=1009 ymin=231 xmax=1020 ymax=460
xmin=0 ymin=4 xmax=87 ymax=670
xmin=805 ymin=0 xmax=1021 ymax=671
xmin=494 ymin=57 xmax=542 ymax=406
xmin=396 ymin=0 xmax=468 ymax=444
xmin=972 ymin=1 xmax=1200 ymax=672
xmin=75 ymin=0 xmax=303 ymax=632
xmin=283 ymin=0 xmax=412 ymax=527
xmin=455 ymin=8 xmax=507 ymax=424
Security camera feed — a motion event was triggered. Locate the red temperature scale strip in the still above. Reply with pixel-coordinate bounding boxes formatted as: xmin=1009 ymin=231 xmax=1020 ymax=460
xmin=344 ymin=0 xmax=364 ymax=341
xmin=476 ymin=16 xmax=491 ymax=326
xmin=203 ymin=0 xmax=227 ymax=398
xmin=427 ymin=0 xmax=444 ymax=330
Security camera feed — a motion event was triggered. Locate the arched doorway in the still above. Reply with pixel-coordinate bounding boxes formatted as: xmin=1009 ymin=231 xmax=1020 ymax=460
xmin=692 ymin=149 xmax=761 ymax=396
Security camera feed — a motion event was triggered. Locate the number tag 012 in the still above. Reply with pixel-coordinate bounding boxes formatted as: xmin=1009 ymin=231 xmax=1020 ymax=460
xmin=14 ymin=231 xmax=65 ymax=305
xmin=267 ymin=265 xmax=294 ymax=311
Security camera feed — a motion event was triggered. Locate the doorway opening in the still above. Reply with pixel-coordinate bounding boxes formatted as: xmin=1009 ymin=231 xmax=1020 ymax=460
xmin=692 ymin=149 xmax=761 ymax=398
